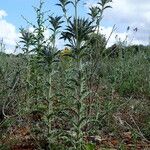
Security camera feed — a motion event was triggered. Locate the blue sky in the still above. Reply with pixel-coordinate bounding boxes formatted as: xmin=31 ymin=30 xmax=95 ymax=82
xmin=0 ymin=0 xmax=150 ymax=53
xmin=1 ymin=0 xmax=37 ymax=28
xmin=1 ymin=0 xmax=64 ymax=29
xmin=0 ymin=0 xmax=88 ymax=29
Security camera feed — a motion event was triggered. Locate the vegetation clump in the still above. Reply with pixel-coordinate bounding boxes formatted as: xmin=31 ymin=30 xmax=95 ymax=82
xmin=0 ymin=0 xmax=150 ymax=149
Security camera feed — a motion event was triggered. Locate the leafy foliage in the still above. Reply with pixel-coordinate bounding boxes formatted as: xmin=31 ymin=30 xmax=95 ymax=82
xmin=1 ymin=0 xmax=150 ymax=149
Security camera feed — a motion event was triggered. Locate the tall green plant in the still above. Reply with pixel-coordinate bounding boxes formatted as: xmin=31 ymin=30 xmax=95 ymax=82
xmin=88 ymin=0 xmax=112 ymax=33
xmin=20 ymin=1 xmax=63 ymax=148
xmin=56 ymin=0 xmax=71 ymax=24
xmin=20 ymin=28 xmax=35 ymax=112
xmin=60 ymin=15 xmax=96 ymax=150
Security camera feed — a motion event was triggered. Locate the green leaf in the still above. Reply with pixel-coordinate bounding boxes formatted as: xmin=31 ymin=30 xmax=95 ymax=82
xmin=84 ymin=143 xmax=96 ymax=150
xmin=81 ymin=91 xmax=90 ymax=101
xmin=68 ymin=78 xmax=79 ymax=86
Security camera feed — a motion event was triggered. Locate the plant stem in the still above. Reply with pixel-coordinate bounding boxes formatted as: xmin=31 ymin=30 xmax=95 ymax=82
xmin=48 ymin=68 xmax=52 ymax=149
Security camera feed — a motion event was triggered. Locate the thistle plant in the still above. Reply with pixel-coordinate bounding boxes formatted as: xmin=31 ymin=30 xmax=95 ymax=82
xmin=84 ymin=0 xmax=113 ymax=119
xmin=87 ymin=0 xmax=113 ymax=60
xmin=20 ymin=1 xmax=63 ymax=148
xmin=18 ymin=0 xmax=114 ymax=149
xmin=88 ymin=6 xmax=100 ymax=24
xmin=21 ymin=0 xmax=47 ymax=106
xmin=42 ymin=15 xmax=63 ymax=149
xmin=60 ymin=5 xmax=96 ymax=149
xmin=87 ymin=0 xmax=114 ymax=60
xmin=19 ymin=28 xmax=35 ymax=112
xmin=88 ymin=0 xmax=112 ymax=33
xmin=56 ymin=0 xmax=71 ymax=24
xmin=49 ymin=15 xmax=64 ymax=49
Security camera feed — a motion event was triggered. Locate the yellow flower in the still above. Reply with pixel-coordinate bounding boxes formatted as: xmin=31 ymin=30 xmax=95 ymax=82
xmin=60 ymin=47 xmax=72 ymax=57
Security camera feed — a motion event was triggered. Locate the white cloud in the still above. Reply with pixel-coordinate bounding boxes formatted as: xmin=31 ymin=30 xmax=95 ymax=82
xmin=0 ymin=10 xmax=19 ymax=53
xmin=100 ymin=26 xmax=144 ymax=47
xmin=0 ymin=10 xmax=7 ymax=19
xmin=0 ymin=12 xmax=64 ymax=54
xmin=85 ymin=0 xmax=150 ymax=46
